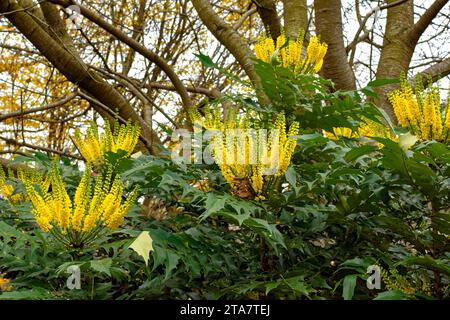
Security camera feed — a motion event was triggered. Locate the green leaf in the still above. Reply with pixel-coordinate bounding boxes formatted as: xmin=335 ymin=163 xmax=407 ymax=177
xmin=395 ymin=255 xmax=450 ymax=276
xmin=342 ymin=274 xmax=357 ymax=300
xmin=0 ymin=288 xmax=52 ymax=300
xmin=129 ymin=231 xmax=154 ymax=266
xmin=344 ymin=145 xmax=377 ymax=162
xmin=361 ymin=86 xmax=378 ymax=98
xmin=196 ymin=53 xmax=250 ymax=86
xmin=196 ymin=53 xmax=215 ymax=68
xmin=374 ymin=291 xmax=408 ymax=300
xmin=90 ymin=258 xmax=112 ymax=276
xmin=367 ymin=78 xmax=400 ymax=87
xmin=243 ymin=217 xmax=286 ymax=252
xmin=265 ymin=281 xmax=280 ymax=295
xmin=285 ymin=276 xmax=314 ymax=297
xmin=164 ymin=250 xmax=180 ymax=280
xmin=201 ymin=193 xmax=226 ymax=220
xmin=285 ymin=166 xmax=297 ymax=187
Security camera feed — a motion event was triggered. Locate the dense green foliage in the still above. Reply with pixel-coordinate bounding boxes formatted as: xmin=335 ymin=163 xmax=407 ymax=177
xmin=0 ymin=59 xmax=449 ymax=300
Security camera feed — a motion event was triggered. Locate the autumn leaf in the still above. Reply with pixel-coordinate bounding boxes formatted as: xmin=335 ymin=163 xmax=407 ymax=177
xmin=129 ymin=231 xmax=154 ymax=266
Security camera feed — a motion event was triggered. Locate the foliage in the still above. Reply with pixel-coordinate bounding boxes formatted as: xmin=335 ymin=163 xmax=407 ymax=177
xmin=189 ymin=107 xmax=299 ymax=200
xmin=388 ymin=74 xmax=450 ymax=142
xmin=0 ymin=53 xmax=449 ymax=301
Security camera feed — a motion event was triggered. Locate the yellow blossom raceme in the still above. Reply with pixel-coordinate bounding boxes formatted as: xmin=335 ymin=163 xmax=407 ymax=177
xmin=72 ymin=120 xmax=140 ymax=165
xmin=388 ymin=75 xmax=450 ymax=142
xmin=380 ymin=267 xmax=432 ymax=296
xmin=0 ymin=165 xmax=15 ymax=201
xmin=0 ymin=165 xmax=51 ymax=204
xmin=254 ymin=30 xmax=328 ymax=74
xmin=22 ymin=163 xmax=139 ymax=247
xmin=190 ymin=108 xmax=299 ymax=199
xmin=0 ymin=275 xmax=13 ymax=292
xmin=325 ymin=119 xmax=397 ymax=142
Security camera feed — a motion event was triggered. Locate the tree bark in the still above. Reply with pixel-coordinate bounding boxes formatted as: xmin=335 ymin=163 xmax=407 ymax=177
xmin=191 ymin=0 xmax=261 ymax=90
xmin=0 ymin=0 xmax=161 ymax=155
xmin=314 ymin=0 xmax=356 ymax=90
xmin=375 ymin=0 xmax=414 ymax=120
xmin=418 ymin=57 xmax=450 ymax=83
xmin=252 ymin=0 xmax=281 ymax=40
xmin=375 ymin=0 xmax=448 ymax=121
xmin=283 ymin=0 xmax=308 ymax=39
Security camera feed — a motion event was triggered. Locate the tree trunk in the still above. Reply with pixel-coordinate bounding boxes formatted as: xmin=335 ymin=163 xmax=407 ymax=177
xmin=314 ymin=0 xmax=356 ymax=91
xmin=283 ymin=0 xmax=308 ymax=39
xmin=191 ymin=0 xmax=261 ymax=90
xmin=0 ymin=0 xmax=161 ymax=154
xmin=375 ymin=0 xmax=414 ymax=121
xmin=253 ymin=0 xmax=281 ymax=40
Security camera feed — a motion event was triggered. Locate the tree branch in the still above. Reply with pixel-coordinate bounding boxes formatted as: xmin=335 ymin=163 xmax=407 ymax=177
xmin=48 ymin=0 xmax=193 ymax=111
xmin=417 ymin=57 xmax=450 ymax=83
xmin=191 ymin=0 xmax=261 ymax=90
xmin=409 ymin=0 xmax=449 ymax=44
xmin=0 ymin=92 xmax=77 ymax=122
xmin=233 ymin=6 xmax=257 ymax=30
xmin=0 ymin=136 xmax=82 ymax=160
xmin=252 ymin=0 xmax=281 ymax=40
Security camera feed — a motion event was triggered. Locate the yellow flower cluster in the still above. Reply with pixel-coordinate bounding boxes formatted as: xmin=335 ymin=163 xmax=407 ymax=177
xmin=192 ymin=179 xmax=210 ymax=192
xmin=72 ymin=120 xmax=140 ymax=164
xmin=326 ymin=119 xmax=397 ymax=141
xmin=254 ymin=30 xmax=328 ymax=74
xmin=0 ymin=165 xmax=50 ymax=204
xmin=24 ymin=163 xmax=138 ymax=247
xmin=381 ymin=267 xmax=432 ymax=296
xmin=388 ymin=76 xmax=450 ymax=142
xmin=0 ymin=274 xmax=13 ymax=292
xmin=0 ymin=165 xmax=16 ymax=202
xmin=190 ymin=108 xmax=299 ymax=199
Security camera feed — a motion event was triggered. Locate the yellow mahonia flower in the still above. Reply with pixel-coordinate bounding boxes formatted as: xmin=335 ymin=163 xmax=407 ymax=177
xmin=388 ymin=75 xmax=450 ymax=142
xmin=190 ymin=108 xmax=299 ymax=199
xmin=325 ymin=119 xmax=397 ymax=142
xmin=254 ymin=30 xmax=328 ymax=74
xmin=0 ymin=165 xmax=51 ymax=205
xmin=380 ymin=267 xmax=432 ymax=296
xmin=192 ymin=179 xmax=210 ymax=192
xmin=0 ymin=165 xmax=15 ymax=201
xmin=72 ymin=119 xmax=140 ymax=165
xmin=0 ymin=275 xmax=13 ymax=292
xmin=23 ymin=162 xmax=139 ymax=247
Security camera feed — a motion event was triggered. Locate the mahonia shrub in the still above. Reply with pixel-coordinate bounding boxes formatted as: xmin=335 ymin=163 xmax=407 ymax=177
xmin=24 ymin=162 xmax=138 ymax=248
xmin=72 ymin=119 xmax=140 ymax=166
xmin=254 ymin=30 xmax=328 ymax=74
xmin=190 ymin=107 xmax=299 ymax=200
xmin=388 ymin=74 xmax=450 ymax=142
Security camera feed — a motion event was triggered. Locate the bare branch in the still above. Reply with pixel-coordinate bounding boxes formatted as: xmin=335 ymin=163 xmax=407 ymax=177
xmin=409 ymin=0 xmax=449 ymax=43
xmin=0 ymin=92 xmax=77 ymax=122
xmin=417 ymin=57 xmax=450 ymax=83
xmin=48 ymin=0 xmax=193 ymax=111
xmin=0 ymin=136 xmax=82 ymax=160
